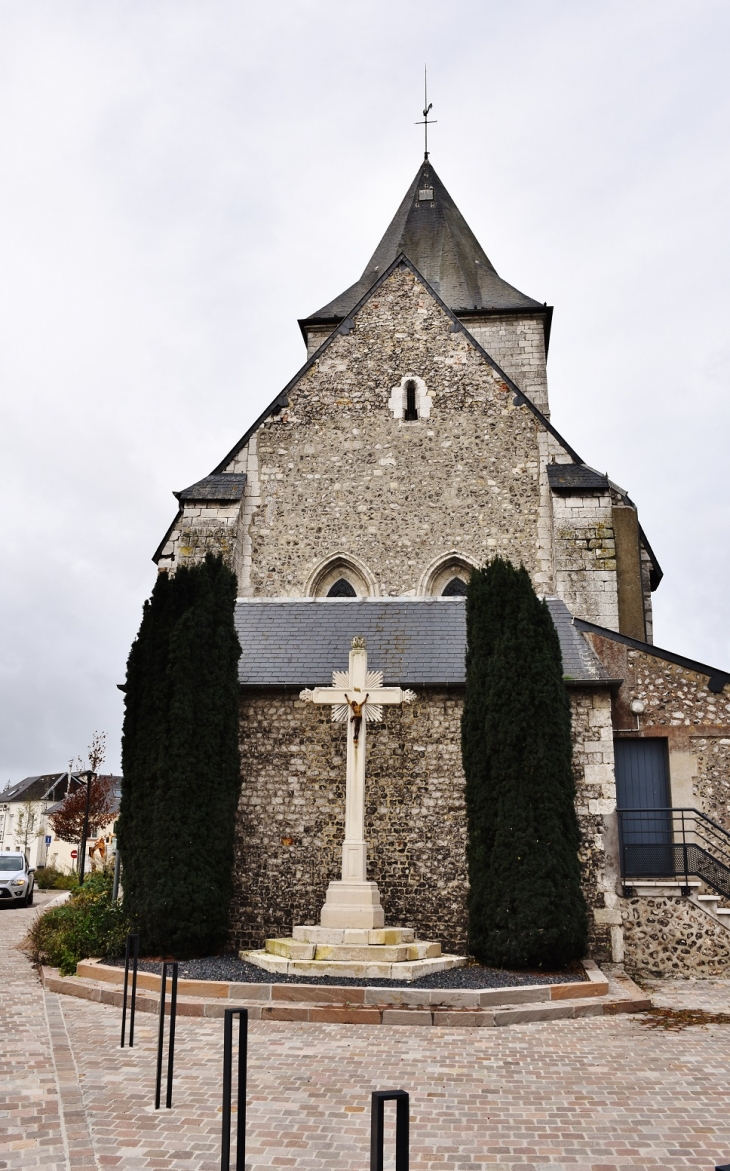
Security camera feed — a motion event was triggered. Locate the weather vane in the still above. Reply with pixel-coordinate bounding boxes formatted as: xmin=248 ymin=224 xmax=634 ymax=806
xmin=415 ymin=66 xmax=436 ymax=161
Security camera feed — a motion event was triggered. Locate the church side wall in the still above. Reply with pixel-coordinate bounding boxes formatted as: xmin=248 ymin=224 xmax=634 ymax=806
xmin=232 ymin=683 xmax=620 ymax=964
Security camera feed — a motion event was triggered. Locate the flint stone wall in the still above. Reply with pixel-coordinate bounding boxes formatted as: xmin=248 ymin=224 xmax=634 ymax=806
xmin=584 ymin=631 xmax=730 ymax=828
xmin=230 ymin=684 xmax=619 ymax=961
xmin=231 ymin=686 xmax=469 ymax=954
xmin=621 ymin=895 xmax=730 ymax=977
xmin=239 ymin=266 xmax=549 ymax=599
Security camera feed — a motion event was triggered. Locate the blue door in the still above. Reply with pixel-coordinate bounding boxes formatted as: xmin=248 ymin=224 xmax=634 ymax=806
xmin=614 ymin=738 xmax=672 ymax=876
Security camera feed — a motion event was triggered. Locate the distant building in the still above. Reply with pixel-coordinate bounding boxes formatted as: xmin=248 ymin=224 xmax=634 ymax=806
xmin=0 ymin=773 xmax=121 ymax=871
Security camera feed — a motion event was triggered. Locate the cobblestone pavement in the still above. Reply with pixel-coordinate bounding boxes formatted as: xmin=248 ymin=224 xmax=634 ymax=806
xmin=3 ymin=900 xmax=730 ymax=1171
xmin=642 ymin=976 xmax=730 ymax=1013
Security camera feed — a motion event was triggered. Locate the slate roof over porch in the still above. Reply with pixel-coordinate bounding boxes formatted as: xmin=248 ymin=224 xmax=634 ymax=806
xmin=234 ymin=596 xmax=615 ymax=688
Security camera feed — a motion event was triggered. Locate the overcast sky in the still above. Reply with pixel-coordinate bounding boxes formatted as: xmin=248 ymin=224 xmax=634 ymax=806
xmin=1 ymin=1 xmax=728 ymax=780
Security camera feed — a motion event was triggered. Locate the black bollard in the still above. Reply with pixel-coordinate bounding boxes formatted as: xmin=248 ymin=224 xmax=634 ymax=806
xmin=120 ymin=933 xmax=139 ymax=1048
xmin=221 ymin=1008 xmax=248 ymax=1171
xmin=370 ymin=1089 xmax=409 ymax=1171
xmin=154 ymin=961 xmax=178 ymax=1109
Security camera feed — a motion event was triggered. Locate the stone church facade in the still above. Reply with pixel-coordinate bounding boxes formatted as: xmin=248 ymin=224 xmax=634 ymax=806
xmin=154 ymin=161 xmax=730 ymax=973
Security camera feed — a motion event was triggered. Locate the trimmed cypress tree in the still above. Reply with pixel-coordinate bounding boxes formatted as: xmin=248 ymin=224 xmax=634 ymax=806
xmin=462 ymin=558 xmax=587 ymax=969
xmin=117 ymin=554 xmax=241 ymax=956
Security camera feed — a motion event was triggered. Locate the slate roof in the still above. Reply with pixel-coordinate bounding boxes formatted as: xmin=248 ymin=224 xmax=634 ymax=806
xmin=307 ymin=161 xmax=544 ymax=322
xmin=174 ymin=474 xmax=247 ymax=503
xmin=547 ymin=464 xmax=610 ymax=492
xmin=235 ymin=596 xmax=614 ymax=687
xmin=1 ymin=774 xmax=71 ymax=803
xmin=1 ymin=773 xmax=124 ymax=805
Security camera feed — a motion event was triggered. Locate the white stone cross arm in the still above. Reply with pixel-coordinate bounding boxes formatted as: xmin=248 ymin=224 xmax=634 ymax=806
xmin=300 ymin=676 xmax=415 ymax=726
xmin=299 ymin=636 xmax=415 ymax=730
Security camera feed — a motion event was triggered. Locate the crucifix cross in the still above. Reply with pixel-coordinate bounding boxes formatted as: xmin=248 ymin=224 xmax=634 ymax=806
xmin=300 ymin=637 xmax=415 ymax=927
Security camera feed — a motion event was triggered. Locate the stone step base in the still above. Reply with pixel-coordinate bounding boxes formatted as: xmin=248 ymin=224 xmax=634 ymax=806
xmin=292 ymin=926 xmax=415 ymax=945
xmin=42 ymin=964 xmax=649 ymax=1027
xmin=263 ymin=938 xmax=441 ymax=963
xmin=241 ymin=948 xmax=463 ymax=981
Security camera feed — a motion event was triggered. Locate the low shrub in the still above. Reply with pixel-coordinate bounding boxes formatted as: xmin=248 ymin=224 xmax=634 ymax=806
xmin=28 ymin=870 xmax=129 ymax=975
xmin=35 ymin=865 xmax=79 ymax=890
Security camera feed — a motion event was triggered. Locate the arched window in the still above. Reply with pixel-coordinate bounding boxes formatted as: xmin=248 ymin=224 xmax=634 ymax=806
xmin=306 ymin=552 xmax=378 ymax=598
xmin=404 ymin=380 xmax=418 ymax=421
xmin=417 ymin=551 xmax=477 ymax=597
xmin=327 ymin=578 xmax=357 ymax=597
xmin=442 ymin=576 xmax=467 ymax=597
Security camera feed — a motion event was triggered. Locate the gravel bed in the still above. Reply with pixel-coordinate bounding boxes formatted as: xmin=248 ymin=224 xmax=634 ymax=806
xmin=104 ymin=953 xmax=586 ymax=989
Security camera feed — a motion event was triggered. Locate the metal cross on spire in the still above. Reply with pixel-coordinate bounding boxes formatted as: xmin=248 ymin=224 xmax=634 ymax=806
xmin=415 ymin=66 xmax=437 ymax=161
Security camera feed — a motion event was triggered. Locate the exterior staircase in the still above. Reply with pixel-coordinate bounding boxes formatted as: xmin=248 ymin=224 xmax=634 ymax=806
xmin=694 ymin=892 xmax=730 ymax=925
xmin=622 ymin=880 xmax=730 ymax=932
xmin=618 ymin=807 xmax=730 ymax=923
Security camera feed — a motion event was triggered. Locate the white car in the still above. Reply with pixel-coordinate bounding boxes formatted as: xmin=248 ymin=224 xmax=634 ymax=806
xmin=0 ymin=853 xmax=35 ymax=907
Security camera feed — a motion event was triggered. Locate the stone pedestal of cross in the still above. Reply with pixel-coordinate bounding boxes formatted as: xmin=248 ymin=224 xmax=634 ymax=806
xmin=300 ymin=637 xmax=415 ymax=929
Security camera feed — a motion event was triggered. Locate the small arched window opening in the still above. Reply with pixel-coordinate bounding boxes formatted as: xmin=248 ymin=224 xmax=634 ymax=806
xmin=404 ymin=379 xmax=418 ymax=421
xmin=442 ymin=576 xmax=468 ymax=597
xmin=327 ymin=578 xmax=357 ymax=597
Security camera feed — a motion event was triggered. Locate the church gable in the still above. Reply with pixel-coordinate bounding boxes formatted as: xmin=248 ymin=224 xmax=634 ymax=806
xmin=238 ymin=261 xmax=552 ymax=598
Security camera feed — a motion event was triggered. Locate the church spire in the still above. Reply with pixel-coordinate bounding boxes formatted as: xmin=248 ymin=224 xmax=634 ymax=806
xmin=305 ymin=161 xmax=543 ymax=324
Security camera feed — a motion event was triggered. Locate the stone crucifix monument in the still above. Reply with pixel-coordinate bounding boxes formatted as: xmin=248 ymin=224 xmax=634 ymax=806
xmin=241 ymin=637 xmax=466 ymax=980
xmin=299 ymin=635 xmax=415 ymax=929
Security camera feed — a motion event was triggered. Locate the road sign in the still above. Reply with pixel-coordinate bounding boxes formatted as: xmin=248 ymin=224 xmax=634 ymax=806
xmin=70 ymin=850 xmax=78 ymax=859
xmin=45 ymin=836 xmax=52 ymax=846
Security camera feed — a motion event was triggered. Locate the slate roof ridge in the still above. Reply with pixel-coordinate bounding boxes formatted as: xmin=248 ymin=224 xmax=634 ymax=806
xmin=573 ymin=618 xmax=730 ymax=694
xmin=235 ymin=595 xmax=468 ymax=603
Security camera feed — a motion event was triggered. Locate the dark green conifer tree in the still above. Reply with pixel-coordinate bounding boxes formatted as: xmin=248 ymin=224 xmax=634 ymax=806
xmin=462 ymin=558 xmax=587 ymax=969
xmin=117 ymin=554 xmax=241 ymax=956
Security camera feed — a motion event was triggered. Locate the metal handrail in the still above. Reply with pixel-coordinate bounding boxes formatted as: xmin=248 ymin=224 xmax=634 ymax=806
xmin=617 ymin=807 xmax=730 ymax=842
xmin=617 ymin=806 xmax=730 ymax=899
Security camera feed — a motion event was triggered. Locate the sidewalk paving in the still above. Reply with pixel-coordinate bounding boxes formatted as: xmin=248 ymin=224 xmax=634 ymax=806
xmin=3 ymin=895 xmax=730 ymax=1170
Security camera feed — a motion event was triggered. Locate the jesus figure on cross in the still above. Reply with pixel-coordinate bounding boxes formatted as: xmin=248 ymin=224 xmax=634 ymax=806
xmin=300 ymin=636 xmax=415 ymax=929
